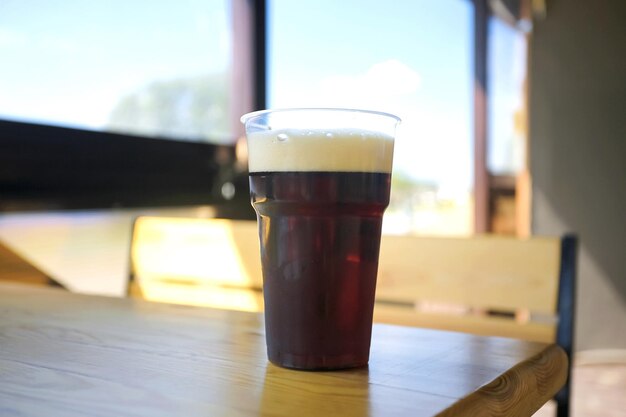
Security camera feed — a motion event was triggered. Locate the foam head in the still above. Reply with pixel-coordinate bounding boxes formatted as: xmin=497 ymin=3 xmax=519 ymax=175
xmin=246 ymin=128 xmax=394 ymax=173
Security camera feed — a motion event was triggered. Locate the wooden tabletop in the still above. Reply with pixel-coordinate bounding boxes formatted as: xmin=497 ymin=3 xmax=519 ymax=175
xmin=0 ymin=282 xmax=567 ymax=417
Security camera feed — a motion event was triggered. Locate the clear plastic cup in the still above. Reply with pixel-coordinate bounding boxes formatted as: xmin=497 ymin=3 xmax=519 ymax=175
xmin=241 ymin=108 xmax=400 ymax=370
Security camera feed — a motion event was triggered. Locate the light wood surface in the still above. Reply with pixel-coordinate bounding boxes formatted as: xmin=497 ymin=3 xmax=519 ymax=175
xmin=131 ymin=217 xmax=263 ymax=289
xmin=372 ymin=303 xmax=555 ymax=343
xmin=130 ymin=218 xmax=561 ymax=343
xmin=1 ymin=282 xmax=567 ymax=417
xmin=0 ymin=208 xmax=217 ymax=296
xmin=377 ymin=235 xmax=561 ymax=314
xmin=131 ymin=218 xmax=562 ymax=314
xmin=375 ymin=234 xmax=561 ymax=344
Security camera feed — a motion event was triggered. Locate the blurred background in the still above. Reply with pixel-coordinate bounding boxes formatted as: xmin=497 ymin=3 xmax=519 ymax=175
xmin=0 ymin=0 xmax=525 ymax=234
xmin=0 ymin=0 xmax=625 ymax=414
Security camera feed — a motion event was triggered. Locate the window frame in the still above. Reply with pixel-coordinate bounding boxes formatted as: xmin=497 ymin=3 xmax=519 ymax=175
xmin=474 ymin=0 xmax=490 ymax=233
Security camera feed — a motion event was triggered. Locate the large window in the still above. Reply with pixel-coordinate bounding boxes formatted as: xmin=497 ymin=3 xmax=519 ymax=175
xmin=0 ymin=0 xmax=261 ymax=213
xmin=0 ymin=0 xmax=234 ymax=144
xmin=1 ymin=0 xmax=528 ymax=228
xmin=268 ymin=0 xmax=474 ymax=235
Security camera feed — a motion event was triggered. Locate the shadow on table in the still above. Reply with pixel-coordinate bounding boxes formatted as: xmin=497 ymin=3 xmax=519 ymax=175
xmin=259 ymin=364 xmax=371 ymax=417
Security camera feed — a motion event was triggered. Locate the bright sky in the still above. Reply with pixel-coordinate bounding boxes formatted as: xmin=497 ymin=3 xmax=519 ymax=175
xmin=0 ymin=0 xmax=230 ymax=127
xmin=268 ymin=0 xmax=474 ymax=190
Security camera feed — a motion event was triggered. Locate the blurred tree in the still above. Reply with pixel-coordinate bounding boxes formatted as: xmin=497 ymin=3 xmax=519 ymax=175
xmin=107 ymin=72 xmax=231 ymax=144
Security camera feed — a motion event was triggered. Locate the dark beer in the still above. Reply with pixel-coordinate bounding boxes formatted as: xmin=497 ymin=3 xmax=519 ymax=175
xmin=242 ymin=109 xmax=398 ymax=370
xmin=250 ymin=171 xmax=391 ymax=369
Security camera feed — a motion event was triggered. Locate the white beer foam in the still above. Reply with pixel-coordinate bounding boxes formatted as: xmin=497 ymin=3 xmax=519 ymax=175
xmin=247 ymin=128 xmax=394 ymax=173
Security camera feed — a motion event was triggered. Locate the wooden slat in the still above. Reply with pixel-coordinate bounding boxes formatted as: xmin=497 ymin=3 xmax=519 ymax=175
xmin=373 ymin=303 xmax=555 ymax=343
xmin=130 ymin=279 xmax=264 ymax=313
xmin=377 ymin=235 xmax=561 ymax=314
xmin=131 ymin=217 xmax=263 ymax=289
xmin=130 ymin=218 xmax=562 ymax=342
xmin=228 ymin=219 xmax=264 ymax=287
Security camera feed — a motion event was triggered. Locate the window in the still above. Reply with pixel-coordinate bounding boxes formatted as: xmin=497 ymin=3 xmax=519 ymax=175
xmin=0 ymin=0 xmax=234 ymax=144
xmin=1 ymin=0 xmax=526 ymax=226
xmin=483 ymin=13 xmax=529 ymax=235
xmin=268 ymin=0 xmax=474 ymax=235
xmin=487 ymin=16 xmax=527 ymax=176
xmin=0 ymin=0 xmax=263 ymax=212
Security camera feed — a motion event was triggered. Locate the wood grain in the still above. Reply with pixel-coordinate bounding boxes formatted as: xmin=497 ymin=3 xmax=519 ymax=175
xmin=437 ymin=344 xmax=568 ymax=417
xmin=130 ymin=218 xmax=562 ymax=343
xmin=0 ymin=282 xmax=568 ymax=417
xmin=377 ymin=234 xmax=561 ymax=314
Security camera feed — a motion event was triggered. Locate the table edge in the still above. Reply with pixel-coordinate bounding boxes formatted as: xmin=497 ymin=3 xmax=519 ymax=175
xmin=435 ymin=343 xmax=568 ymax=417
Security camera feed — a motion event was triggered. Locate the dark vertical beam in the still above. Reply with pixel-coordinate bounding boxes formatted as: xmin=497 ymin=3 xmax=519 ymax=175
xmin=474 ymin=0 xmax=490 ymax=233
xmin=555 ymin=234 xmax=578 ymax=417
xmin=231 ymin=0 xmax=254 ymax=138
xmin=231 ymin=0 xmax=266 ymax=139
xmin=253 ymin=0 xmax=267 ymax=111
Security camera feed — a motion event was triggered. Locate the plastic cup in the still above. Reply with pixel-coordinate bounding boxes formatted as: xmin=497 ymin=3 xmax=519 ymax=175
xmin=241 ymin=108 xmax=400 ymax=370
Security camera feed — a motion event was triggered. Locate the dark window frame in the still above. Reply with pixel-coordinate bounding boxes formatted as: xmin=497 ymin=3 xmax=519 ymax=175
xmin=474 ymin=0 xmax=490 ymax=233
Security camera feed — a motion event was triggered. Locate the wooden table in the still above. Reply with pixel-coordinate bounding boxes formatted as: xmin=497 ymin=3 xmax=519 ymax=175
xmin=0 ymin=283 xmax=567 ymax=417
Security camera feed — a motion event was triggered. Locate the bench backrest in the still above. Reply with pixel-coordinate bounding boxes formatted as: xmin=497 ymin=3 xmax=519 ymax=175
xmin=131 ymin=217 xmax=263 ymax=289
xmin=377 ymin=235 xmax=561 ymax=315
xmin=130 ymin=217 xmax=574 ymax=343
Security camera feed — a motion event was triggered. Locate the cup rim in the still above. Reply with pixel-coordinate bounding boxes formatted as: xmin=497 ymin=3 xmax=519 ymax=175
xmin=240 ymin=107 xmax=401 ymax=125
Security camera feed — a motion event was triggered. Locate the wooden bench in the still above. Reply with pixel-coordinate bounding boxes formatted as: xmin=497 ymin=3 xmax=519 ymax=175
xmin=129 ymin=217 xmax=265 ymax=312
xmin=376 ymin=235 xmax=561 ymax=343
xmin=130 ymin=217 xmax=576 ymax=417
